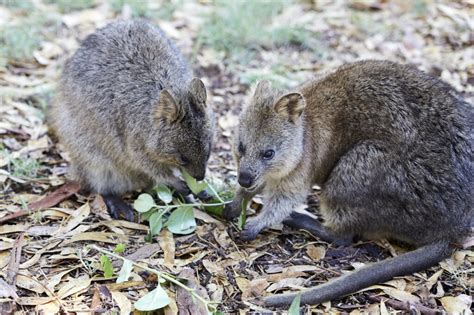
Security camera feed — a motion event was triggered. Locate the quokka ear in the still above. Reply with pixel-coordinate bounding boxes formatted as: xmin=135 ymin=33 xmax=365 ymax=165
xmin=155 ymin=89 xmax=184 ymax=123
xmin=253 ymin=80 xmax=272 ymax=97
xmin=189 ymin=78 xmax=207 ymax=109
xmin=273 ymin=92 xmax=306 ymax=123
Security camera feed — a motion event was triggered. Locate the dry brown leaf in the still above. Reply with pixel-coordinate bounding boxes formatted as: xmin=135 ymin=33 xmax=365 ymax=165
xmin=36 ymin=301 xmax=61 ymax=314
xmin=111 ymin=291 xmax=132 ymax=315
xmin=0 ymin=224 xmax=29 ymax=234
xmin=57 ymin=276 xmax=91 ymax=299
xmin=6 ymin=233 xmax=23 ymax=286
xmin=15 ymin=274 xmax=45 ymax=294
xmin=55 ymin=203 xmax=90 ymax=235
xmin=16 ymin=297 xmax=55 ymax=306
xmin=266 ymin=278 xmax=306 ymax=292
xmin=176 ymin=268 xmax=209 ymax=315
xmin=63 ymin=232 xmax=128 ymax=244
xmin=306 ymin=244 xmax=326 ymax=261
xmin=362 ymin=285 xmax=420 ymax=304
xmin=202 ymin=259 xmax=225 ymax=276
xmin=0 ymin=278 xmax=19 ymax=299
xmin=265 ymin=271 xmax=308 ymax=283
xmin=45 ymin=269 xmax=76 ymax=293
xmin=28 ymin=182 xmax=81 ymax=211
xmin=440 ymin=294 xmax=472 ymax=313
xmin=235 ymin=277 xmax=251 ymax=298
xmin=158 ymin=229 xmax=175 ymax=269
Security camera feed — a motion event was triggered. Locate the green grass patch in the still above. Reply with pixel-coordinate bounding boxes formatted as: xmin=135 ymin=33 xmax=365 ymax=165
xmin=195 ymin=0 xmax=314 ymax=62
xmin=0 ymin=23 xmax=42 ymax=66
xmin=0 ymin=0 xmax=34 ymax=10
xmin=109 ymin=0 xmax=149 ymax=17
xmin=45 ymin=0 xmax=95 ymax=13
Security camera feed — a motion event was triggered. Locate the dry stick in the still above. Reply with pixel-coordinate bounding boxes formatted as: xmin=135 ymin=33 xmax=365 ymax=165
xmin=368 ymin=295 xmax=439 ymax=314
xmin=0 ymin=210 xmax=30 ymax=224
xmin=91 ymin=245 xmax=217 ymax=311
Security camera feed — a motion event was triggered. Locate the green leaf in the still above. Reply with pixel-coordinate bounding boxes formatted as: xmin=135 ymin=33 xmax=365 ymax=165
xmin=166 ymin=205 xmax=196 ymax=235
xmin=204 ymin=191 xmax=234 ymax=217
xmin=134 ymin=285 xmax=170 ymax=311
xmin=182 ymin=169 xmax=208 ymax=194
xmin=288 ymin=294 xmax=301 ymax=315
xmin=155 ymin=184 xmax=173 ymax=204
xmin=149 ymin=210 xmax=165 ymax=236
xmin=114 ymin=243 xmax=125 ymax=253
xmin=134 ymin=193 xmax=156 ymax=213
xmin=237 ymin=198 xmax=249 ymax=230
xmin=100 ymin=255 xmax=114 ymax=278
xmin=116 ymin=259 xmax=133 ymax=283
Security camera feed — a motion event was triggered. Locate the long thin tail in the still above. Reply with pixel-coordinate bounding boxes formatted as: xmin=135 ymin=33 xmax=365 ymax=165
xmin=264 ymin=240 xmax=453 ymax=307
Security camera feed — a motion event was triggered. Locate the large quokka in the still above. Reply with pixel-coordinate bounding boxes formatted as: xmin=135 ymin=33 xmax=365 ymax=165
xmin=50 ymin=20 xmax=214 ymax=220
xmin=224 ymin=60 xmax=473 ymax=307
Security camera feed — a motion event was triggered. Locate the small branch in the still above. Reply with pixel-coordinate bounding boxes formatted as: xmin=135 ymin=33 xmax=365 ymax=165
xmin=91 ymin=245 xmax=216 ymax=311
xmin=368 ymin=294 xmax=439 ymax=314
xmin=204 ymin=179 xmax=225 ymax=203
xmin=153 ymin=200 xmax=231 ymax=210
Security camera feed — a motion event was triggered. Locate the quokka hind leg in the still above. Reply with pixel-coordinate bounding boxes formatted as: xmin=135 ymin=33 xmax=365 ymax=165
xmin=283 ymin=212 xmax=354 ymax=246
xmin=103 ymin=194 xmax=135 ymax=221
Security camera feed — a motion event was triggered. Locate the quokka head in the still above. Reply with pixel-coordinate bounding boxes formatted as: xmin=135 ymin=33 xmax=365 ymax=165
xmin=149 ymin=78 xmax=215 ymax=181
xmin=235 ymin=80 xmax=306 ymax=191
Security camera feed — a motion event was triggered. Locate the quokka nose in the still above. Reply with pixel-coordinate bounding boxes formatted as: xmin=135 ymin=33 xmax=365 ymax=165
xmin=238 ymin=172 xmax=254 ymax=188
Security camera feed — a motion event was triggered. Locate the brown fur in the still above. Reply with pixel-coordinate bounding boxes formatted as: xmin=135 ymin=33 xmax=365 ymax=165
xmin=225 ymin=60 xmax=473 ymax=307
xmin=50 ymin=20 xmax=215 ymax=218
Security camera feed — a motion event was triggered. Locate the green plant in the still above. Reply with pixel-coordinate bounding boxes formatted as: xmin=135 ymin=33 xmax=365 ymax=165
xmin=45 ymin=0 xmax=95 ymax=13
xmin=195 ymin=0 xmax=313 ymax=62
xmin=9 ymin=156 xmax=41 ymax=178
xmin=134 ymin=170 xmax=232 ymax=241
xmin=109 ymin=0 xmax=149 ymax=17
xmin=0 ymin=24 xmax=42 ymax=65
xmin=93 ymin=245 xmax=219 ymax=312
xmin=0 ymin=0 xmax=34 ymax=10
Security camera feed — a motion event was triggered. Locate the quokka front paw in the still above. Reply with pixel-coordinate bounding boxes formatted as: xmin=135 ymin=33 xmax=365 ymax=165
xmin=240 ymin=218 xmax=263 ymax=241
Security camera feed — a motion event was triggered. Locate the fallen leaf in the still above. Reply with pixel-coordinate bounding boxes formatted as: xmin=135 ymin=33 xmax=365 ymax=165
xmin=306 ymin=244 xmax=326 ymax=261
xmin=57 ymin=276 xmax=91 ymax=299
xmin=158 ymin=229 xmax=175 ymax=269
xmin=55 ymin=203 xmax=90 ymax=235
xmin=28 ymin=182 xmax=81 ymax=211
xmin=111 ymin=291 xmax=133 ymax=315
xmin=176 ymin=268 xmax=209 ymax=314
xmin=440 ymin=294 xmax=472 ymax=314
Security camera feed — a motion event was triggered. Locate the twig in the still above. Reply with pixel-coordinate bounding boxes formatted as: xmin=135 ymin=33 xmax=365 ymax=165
xmin=0 ymin=210 xmax=30 ymax=224
xmin=368 ymin=294 xmax=439 ymax=314
xmin=91 ymin=245 xmax=217 ymax=311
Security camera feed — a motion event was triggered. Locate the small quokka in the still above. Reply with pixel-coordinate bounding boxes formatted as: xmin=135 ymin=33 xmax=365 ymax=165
xmin=224 ymin=60 xmax=473 ymax=307
xmin=50 ymin=20 xmax=214 ymax=220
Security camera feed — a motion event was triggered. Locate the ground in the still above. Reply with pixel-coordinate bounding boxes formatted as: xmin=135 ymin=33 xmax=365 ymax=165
xmin=0 ymin=0 xmax=473 ymax=313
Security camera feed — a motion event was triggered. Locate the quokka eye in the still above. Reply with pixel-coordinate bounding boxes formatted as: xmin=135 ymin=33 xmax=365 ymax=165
xmin=179 ymin=155 xmax=190 ymax=166
xmin=263 ymin=149 xmax=275 ymax=160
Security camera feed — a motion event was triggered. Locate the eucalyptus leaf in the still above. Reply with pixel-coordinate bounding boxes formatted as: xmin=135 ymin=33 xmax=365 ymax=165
xmin=155 ymin=184 xmax=173 ymax=204
xmin=114 ymin=243 xmax=125 ymax=253
xmin=149 ymin=210 xmax=165 ymax=236
xmin=116 ymin=259 xmax=133 ymax=283
xmin=134 ymin=193 xmax=156 ymax=213
xmin=288 ymin=294 xmax=301 ymax=315
xmin=134 ymin=285 xmax=170 ymax=311
xmin=100 ymin=255 xmax=114 ymax=278
xmin=182 ymin=169 xmax=208 ymax=194
xmin=166 ymin=205 xmax=196 ymax=235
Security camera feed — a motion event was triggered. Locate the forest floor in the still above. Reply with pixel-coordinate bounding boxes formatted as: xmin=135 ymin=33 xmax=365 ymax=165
xmin=0 ymin=0 xmax=472 ymax=313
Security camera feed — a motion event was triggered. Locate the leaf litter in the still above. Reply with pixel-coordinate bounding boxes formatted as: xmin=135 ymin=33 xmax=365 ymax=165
xmin=0 ymin=0 xmax=472 ymax=313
